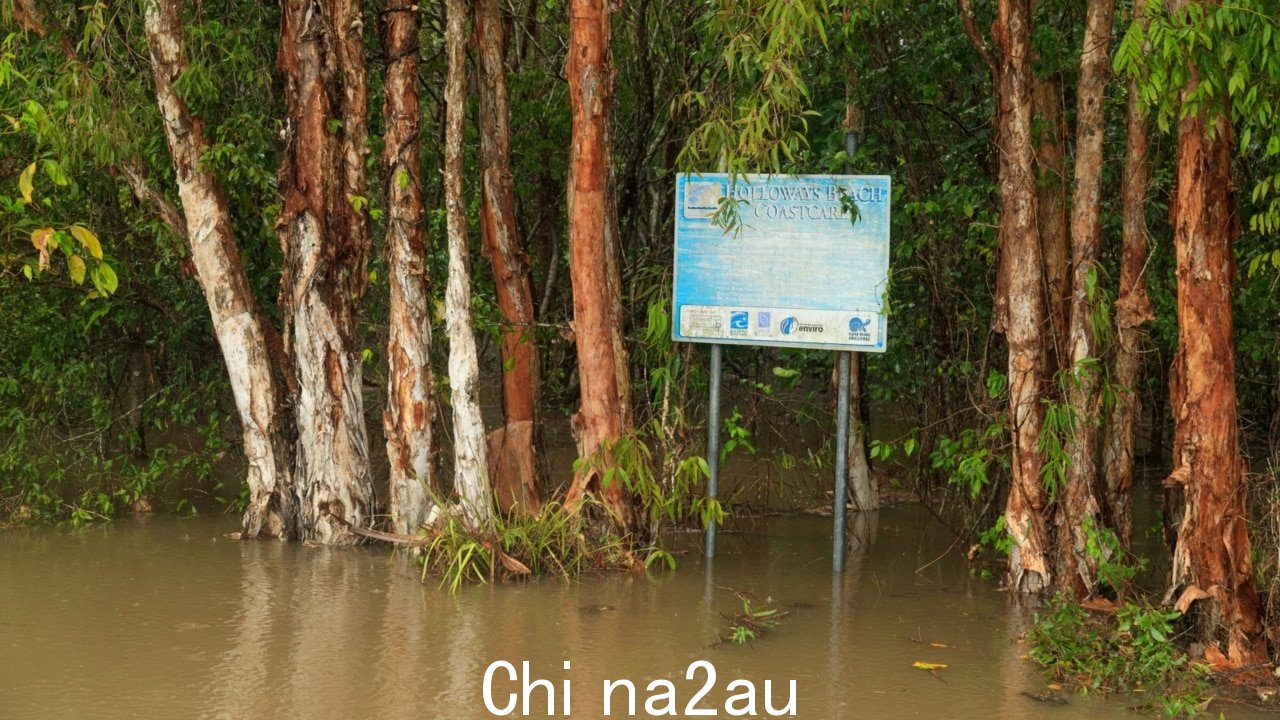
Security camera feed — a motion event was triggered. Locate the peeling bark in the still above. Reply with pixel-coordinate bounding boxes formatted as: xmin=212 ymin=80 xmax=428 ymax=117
xmin=445 ymin=0 xmax=495 ymax=529
xmin=993 ymin=0 xmax=1051 ymax=592
xmin=475 ymin=0 xmax=543 ymax=515
xmin=1056 ymin=0 xmax=1115 ymax=598
xmin=381 ymin=0 xmax=434 ymax=535
xmin=143 ymin=0 xmax=295 ymax=540
xmin=563 ymin=0 xmax=636 ymax=532
xmin=1165 ymin=2 xmax=1266 ymax=662
xmin=277 ymin=0 xmax=374 ymax=544
xmin=1102 ymin=69 xmax=1154 ymax=548
xmin=1031 ymin=74 xmax=1070 ymax=370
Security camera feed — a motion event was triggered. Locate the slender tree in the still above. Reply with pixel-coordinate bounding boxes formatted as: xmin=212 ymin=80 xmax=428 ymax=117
xmin=381 ymin=0 xmax=434 ymax=534
xmin=475 ymin=0 xmax=543 ymax=515
xmin=142 ymin=0 xmax=295 ymax=539
xmin=1102 ymin=50 xmax=1154 ymax=549
xmin=1057 ymin=0 xmax=1115 ymax=598
xmin=276 ymin=0 xmax=375 ymax=543
xmin=993 ymin=0 xmax=1052 ymax=592
xmin=563 ymin=0 xmax=636 ymax=531
xmin=445 ymin=0 xmax=495 ymax=529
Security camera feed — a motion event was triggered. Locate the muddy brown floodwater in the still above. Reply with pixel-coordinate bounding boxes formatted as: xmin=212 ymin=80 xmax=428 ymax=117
xmin=0 ymin=507 xmax=1262 ymax=720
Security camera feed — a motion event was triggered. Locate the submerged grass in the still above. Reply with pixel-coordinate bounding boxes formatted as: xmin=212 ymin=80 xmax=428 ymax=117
xmin=418 ymin=500 xmax=633 ymax=592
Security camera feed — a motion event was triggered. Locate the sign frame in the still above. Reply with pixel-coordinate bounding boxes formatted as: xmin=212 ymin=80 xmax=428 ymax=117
xmin=672 ymin=172 xmax=892 ymax=353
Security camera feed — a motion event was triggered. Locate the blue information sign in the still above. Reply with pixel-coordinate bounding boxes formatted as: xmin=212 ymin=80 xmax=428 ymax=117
xmin=673 ymin=173 xmax=891 ymax=352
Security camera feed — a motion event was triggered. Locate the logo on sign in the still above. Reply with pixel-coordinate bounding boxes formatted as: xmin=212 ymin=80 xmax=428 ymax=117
xmin=757 ymin=311 xmax=772 ymax=329
xmin=848 ymin=315 xmax=873 ymax=342
xmin=729 ymin=311 xmax=749 ymax=331
xmin=780 ymin=317 xmax=797 ymax=335
xmin=683 ymin=182 xmax=722 ymax=219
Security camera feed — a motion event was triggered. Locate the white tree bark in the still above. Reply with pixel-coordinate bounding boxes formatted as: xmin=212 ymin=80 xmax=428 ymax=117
xmin=444 ymin=0 xmax=494 ymax=529
xmin=143 ymin=0 xmax=293 ymax=539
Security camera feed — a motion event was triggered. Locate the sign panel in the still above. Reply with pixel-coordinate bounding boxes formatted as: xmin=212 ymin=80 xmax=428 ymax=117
xmin=673 ymin=173 xmax=891 ymax=352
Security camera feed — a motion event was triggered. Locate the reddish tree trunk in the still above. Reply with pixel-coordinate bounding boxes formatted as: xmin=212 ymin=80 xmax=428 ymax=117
xmin=1056 ymin=0 xmax=1114 ymax=598
xmin=1102 ymin=70 xmax=1154 ymax=548
xmin=993 ymin=0 xmax=1052 ymax=592
xmin=277 ymin=0 xmax=374 ymax=543
xmin=1165 ymin=13 xmax=1266 ymax=664
xmin=1031 ymin=74 xmax=1070 ymax=371
xmin=381 ymin=0 xmax=435 ymax=535
xmin=564 ymin=0 xmax=635 ymax=531
xmin=475 ymin=0 xmax=543 ymax=515
xmin=143 ymin=0 xmax=295 ymax=540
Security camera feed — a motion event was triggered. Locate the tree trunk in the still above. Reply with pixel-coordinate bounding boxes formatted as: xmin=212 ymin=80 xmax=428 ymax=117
xmin=444 ymin=0 xmax=494 ymax=529
xmin=474 ymin=0 xmax=543 ymax=515
xmin=381 ymin=0 xmax=435 ymax=535
xmin=1031 ymin=74 xmax=1070 ymax=372
xmin=994 ymin=0 xmax=1052 ymax=592
xmin=563 ymin=0 xmax=635 ymax=532
xmin=1166 ymin=5 xmax=1266 ymax=664
xmin=1102 ymin=69 xmax=1154 ymax=549
xmin=847 ymin=355 xmax=876 ymax=511
xmin=1056 ymin=0 xmax=1115 ymax=598
xmin=277 ymin=0 xmax=374 ymax=544
xmin=143 ymin=0 xmax=295 ymax=540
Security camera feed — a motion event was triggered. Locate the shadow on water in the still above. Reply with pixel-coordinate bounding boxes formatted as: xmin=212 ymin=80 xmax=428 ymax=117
xmin=0 ymin=506 xmax=1261 ymax=719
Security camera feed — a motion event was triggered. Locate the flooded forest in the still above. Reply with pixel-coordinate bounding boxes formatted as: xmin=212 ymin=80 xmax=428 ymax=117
xmin=2 ymin=0 xmax=1280 ymax=718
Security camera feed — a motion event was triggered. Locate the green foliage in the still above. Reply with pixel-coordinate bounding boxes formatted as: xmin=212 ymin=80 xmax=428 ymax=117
xmin=723 ymin=591 xmax=787 ymax=645
xmin=1030 ymin=598 xmax=1205 ymax=716
xmin=419 ymin=501 xmax=628 ymax=593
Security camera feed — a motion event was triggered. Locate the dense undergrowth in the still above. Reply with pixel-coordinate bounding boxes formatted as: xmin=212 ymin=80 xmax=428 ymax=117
xmin=1029 ymin=598 xmax=1209 ymax=717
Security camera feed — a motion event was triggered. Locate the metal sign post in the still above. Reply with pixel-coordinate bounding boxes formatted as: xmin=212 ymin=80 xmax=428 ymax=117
xmin=833 ymin=351 xmax=851 ymax=570
xmin=705 ymin=344 xmax=723 ymax=558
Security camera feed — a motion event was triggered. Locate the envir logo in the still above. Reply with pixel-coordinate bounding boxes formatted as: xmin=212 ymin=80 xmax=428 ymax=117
xmin=780 ymin=316 xmax=823 ymax=335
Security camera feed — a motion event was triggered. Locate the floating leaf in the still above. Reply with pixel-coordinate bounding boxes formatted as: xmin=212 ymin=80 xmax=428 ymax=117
xmin=929 ymin=642 xmax=952 ymax=649
xmin=68 ymin=254 xmax=86 ymax=285
xmin=71 ymin=225 xmax=103 ymax=260
xmin=912 ymin=661 xmax=948 ymax=670
xmin=18 ymin=162 xmax=35 ymax=203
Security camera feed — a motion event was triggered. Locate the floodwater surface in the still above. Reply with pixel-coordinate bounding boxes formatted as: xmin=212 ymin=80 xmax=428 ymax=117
xmin=0 ymin=507 xmax=1241 ymax=719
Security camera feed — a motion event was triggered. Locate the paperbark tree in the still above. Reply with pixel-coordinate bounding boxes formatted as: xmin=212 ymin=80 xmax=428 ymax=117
xmin=143 ymin=0 xmax=295 ymax=540
xmin=1056 ymin=0 xmax=1114 ymax=598
xmin=444 ymin=0 xmax=495 ymax=529
xmin=563 ymin=0 xmax=636 ymax=532
xmin=276 ymin=0 xmax=374 ymax=543
xmin=475 ymin=0 xmax=543 ymax=515
xmin=993 ymin=0 xmax=1052 ymax=592
xmin=1031 ymin=73 xmax=1070 ymax=371
xmin=1165 ymin=0 xmax=1266 ymax=666
xmin=1102 ymin=65 xmax=1154 ymax=549
xmin=381 ymin=0 xmax=434 ymax=535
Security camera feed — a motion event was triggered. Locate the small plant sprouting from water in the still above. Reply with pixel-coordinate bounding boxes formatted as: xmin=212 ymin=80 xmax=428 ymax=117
xmin=720 ymin=590 xmax=788 ymax=646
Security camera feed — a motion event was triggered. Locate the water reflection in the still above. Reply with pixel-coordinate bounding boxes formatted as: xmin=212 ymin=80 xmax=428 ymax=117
xmin=0 ymin=509 xmax=1236 ymax=720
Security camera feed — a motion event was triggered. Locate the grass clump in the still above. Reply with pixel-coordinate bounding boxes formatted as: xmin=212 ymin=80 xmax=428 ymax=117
xmin=419 ymin=500 xmax=631 ymax=592
xmin=1028 ymin=597 xmax=1208 ymax=716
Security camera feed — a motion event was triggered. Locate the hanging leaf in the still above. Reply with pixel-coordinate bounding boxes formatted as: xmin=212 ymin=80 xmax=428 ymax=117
xmin=71 ymin=225 xmax=103 ymax=260
xmin=18 ymin=162 xmax=36 ymax=203
xmin=96 ymin=262 xmax=118 ymax=295
xmin=68 ymin=255 xmax=86 ymax=285
xmin=31 ymin=227 xmax=54 ymax=270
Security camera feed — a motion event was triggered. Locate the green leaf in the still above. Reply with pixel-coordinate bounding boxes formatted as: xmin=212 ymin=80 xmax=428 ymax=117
xmin=18 ymin=162 xmax=35 ymax=203
xmin=71 ymin=225 xmax=103 ymax=260
xmin=68 ymin=255 xmax=86 ymax=285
